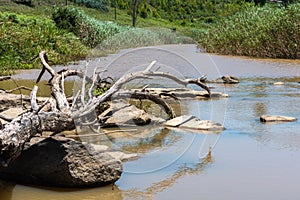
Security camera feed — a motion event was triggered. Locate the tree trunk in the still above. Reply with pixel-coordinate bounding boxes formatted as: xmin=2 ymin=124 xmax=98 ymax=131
xmin=132 ymin=0 xmax=140 ymax=27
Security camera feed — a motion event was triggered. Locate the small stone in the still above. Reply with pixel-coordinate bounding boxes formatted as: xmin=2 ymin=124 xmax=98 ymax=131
xmin=106 ymin=151 xmax=138 ymax=162
xmin=273 ymin=82 xmax=285 ymax=85
xmin=260 ymin=115 xmax=297 ymax=123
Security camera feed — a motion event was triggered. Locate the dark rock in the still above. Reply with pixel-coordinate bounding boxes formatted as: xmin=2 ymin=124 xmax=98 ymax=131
xmin=207 ymin=75 xmax=239 ymax=84
xmin=221 ymin=75 xmax=239 ymax=84
xmin=0 ymin=136 xmax=122 ymax=187
xmin=260 ymin=115 xmax=297 ymax=123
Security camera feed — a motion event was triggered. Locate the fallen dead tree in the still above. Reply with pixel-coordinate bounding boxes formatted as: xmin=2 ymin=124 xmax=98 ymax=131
xmin=0 ymin=51 xmax=220 ymax=187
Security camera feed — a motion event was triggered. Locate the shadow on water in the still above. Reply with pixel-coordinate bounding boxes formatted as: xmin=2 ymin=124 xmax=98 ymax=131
xmin=0 ymin=180 xmax=14 ymax=200
xmin=0 ymin=79 xmax=75 ymax=97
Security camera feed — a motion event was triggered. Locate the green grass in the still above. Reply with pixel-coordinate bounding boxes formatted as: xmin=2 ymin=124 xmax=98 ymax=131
xmin=197 ymin=3 xmax=300 ymax=59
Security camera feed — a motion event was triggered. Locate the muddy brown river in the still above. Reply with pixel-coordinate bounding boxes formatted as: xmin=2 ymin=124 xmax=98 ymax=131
xmin=0 ymin=44 xmax=300 ymax=200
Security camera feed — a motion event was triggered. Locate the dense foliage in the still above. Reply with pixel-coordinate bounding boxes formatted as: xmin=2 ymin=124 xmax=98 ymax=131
xmin=197 ymin=3 xmax=300 ymax=59
xmin=52 ymin=6 xmax=192 ymax=50
xmin=52 ymin=6 xmax=129 ymax=47
xmin=1 ymin=0 xmax=299 ymax=76
xmin=72 ymin=0 xmax=109 ymax=12
xmin=0 ymin=12 xmax=87 ymax=75
xmin=110 ymin=0 xmax=252 ymax=26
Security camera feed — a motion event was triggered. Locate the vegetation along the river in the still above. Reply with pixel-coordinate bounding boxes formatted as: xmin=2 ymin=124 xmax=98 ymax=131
xmin=0 ymin=0 xmax=299 ymax=75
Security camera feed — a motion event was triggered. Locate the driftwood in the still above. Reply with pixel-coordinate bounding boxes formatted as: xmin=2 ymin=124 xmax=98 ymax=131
xmin=0 ymin=51 xmax=211 ymax=166
xmin=0 ymin=51 xmax=214 ymax=187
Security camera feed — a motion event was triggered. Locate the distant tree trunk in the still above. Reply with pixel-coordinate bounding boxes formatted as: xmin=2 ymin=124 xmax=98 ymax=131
xmin=132 ymin=0 xmax=140 ymax=27
xmin=65 ymin=0 xmax=68 ymax=6
xmin=114 ymin=0 xmax=117 ymax=20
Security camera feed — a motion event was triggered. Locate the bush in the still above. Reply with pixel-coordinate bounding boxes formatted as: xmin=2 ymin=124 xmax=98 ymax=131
xmin=72 ymin=0 xmax=109 ymax=12
xmin=12 ymin=0 xmax=35 ymax=7
xmin=197 ymin=3 xmax=300 ymax=59
xmin=0 ymin=12 xmax=87 ymax=75
xmin=52 ymin=6 xmax=129 ymax=48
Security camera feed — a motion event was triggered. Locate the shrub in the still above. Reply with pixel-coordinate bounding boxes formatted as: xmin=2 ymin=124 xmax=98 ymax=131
xmin=52 ymin=6 xmax=129 ymax=48
xmin=72 ymin=0 xmax=109 ymax=12
xmin=197 ymin=3 xmax=300 ymax=59
xmin=0 ymin=12 xmax=87 ymax=75
xmin=12 ymin=0 xmax=35 ymax=7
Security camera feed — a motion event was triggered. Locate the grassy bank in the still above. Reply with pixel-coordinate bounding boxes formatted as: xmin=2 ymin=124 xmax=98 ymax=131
xmin=1 ymin=1 xmax=299 ymax=76
xmin=197 ymin=3 xmax=300 ymax=59
xmin=0 ymin=2 xmax=194 ymax=76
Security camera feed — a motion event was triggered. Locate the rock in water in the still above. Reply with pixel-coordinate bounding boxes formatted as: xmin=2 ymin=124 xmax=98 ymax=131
xmin=260 ymin=115 xmax=297 ymax=123
xmin=99 ymin=102 xmax=151 ymax=127
xmin=164 ymin=115 xmax=225 ymax=131
xmin=273 ymin=82 xmax=285 ymax=85
xmin=0 ymin=136 xmax=122 ymax=187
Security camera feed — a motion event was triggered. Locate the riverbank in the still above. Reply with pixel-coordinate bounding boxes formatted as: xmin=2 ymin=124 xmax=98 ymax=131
xmin=1 ymin=1 xmax=299 ymax=76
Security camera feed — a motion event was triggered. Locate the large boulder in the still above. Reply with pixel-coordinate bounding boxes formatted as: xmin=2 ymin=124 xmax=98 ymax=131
xmin=99 ymin=102 xmax=152 ymax=127
xmin=0 ymin=136 xmax=123 ymax=187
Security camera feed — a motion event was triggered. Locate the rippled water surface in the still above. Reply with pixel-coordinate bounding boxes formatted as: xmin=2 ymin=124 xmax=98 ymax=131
xmin=0 ymin=44 xmax=300 ymax=200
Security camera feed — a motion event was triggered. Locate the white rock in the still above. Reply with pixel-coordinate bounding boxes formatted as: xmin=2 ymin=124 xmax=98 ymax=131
xmin=260 ymin=115 xmax=297 ymax=123
xmin=273 ymin=82 xmax=285 ymax=85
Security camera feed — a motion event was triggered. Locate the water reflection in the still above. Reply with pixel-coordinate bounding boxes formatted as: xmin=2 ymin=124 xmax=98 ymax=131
xmin=0 ymin=181 xmax=122 ymax=200
xmin=121 ymin=154 xmax=213 ymax=200
xmin=225 ymin=77 xmax=300 ymax=150
xmin=253 ymin=102 xmax=267 ymax=118
xmin=0 ymin=79 xmax=74 ymax=97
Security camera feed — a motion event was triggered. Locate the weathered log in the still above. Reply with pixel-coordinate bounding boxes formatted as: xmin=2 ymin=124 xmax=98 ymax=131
xmin=72 ymin=61 xmax=210 ymax=119
xmin=0 ymin=111 xmax=75 ymax=166
xmin=111 ymin=90 xmax=176 ymax=119
xmin=0 ymin=51 xmax=215 ymax=188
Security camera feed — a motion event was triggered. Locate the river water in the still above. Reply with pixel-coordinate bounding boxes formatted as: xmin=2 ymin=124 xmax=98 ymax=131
xmin=0 ymin=44 xmax=300 ymax=200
